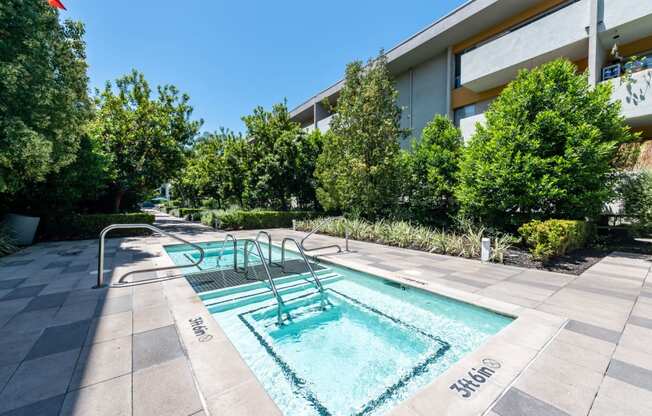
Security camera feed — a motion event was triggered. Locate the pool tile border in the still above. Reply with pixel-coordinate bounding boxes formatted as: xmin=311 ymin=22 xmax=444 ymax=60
xmin=141 ymin=232 xmax=568 ymax=416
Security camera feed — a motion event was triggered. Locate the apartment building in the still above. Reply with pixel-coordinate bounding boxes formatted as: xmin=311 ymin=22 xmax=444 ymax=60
xmin=289 ymin=0 xmax=652 ymax=150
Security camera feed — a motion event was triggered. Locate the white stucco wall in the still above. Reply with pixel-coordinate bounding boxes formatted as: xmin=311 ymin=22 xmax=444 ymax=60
xmin=460 ymin=0 xmax=589 ymax=91
xmin=602 ymin=0 xmax=652 ymax=31
xmin=608 ymin=68 xmax=652 ymax=123
xmin=316 ymin=114 xmax=333 ymax=132
xmin=459 ymin=113 xmax=486 ymax=142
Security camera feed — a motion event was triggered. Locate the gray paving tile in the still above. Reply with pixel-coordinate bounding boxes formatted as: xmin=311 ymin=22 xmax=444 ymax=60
xmin=133 ymin=325 xmax=184 ymax=371
xmin=492 ymin=387 xmax=570 ymax=416
xmin=60 ymin=374 xmax=131 ymax=416
xmin=43 ymin=261 xmax=72 ymax=270
xmin=0 ymin=260 xmax=32 ymax=267
xmin=0 ymin=349 xmax=79 ymax=413
xmin=25 ymin=320 xmax=91 ymax=360
xmin=0 ymin=394 xmax=64 ymax=416
xmin=0 ymin=363 xmax=17 ymax=391
xmin=62 ymin=264 xmax=88 ymax=274
xmin=507 ymin=276 xmax=561 ymax=291
xmin=133 ymin=357 xmax=202 ymax=416
xmin=439 ymin=273 xmax=492 ymax=289
xmin=70 ymin=335 xmax=131 ymax=389
xmin=1 ymin=285 xmax=46 ymax=301
xmin=94 ymin=294 xmax=132 ymax=316
xmin=0 ymin=330 xmax=43 ymax=367
xmin=569 ymin=284 xmax=638 ymax=301
xmin=372 ymin=262 xmax=403 ymax=272
xmin=607 ymin=359 xmax=652 ymax=392
xmin=0 ymin=280 xmax=26 ymax=290
xmin=1 ymin=308 xmax=59 ymax=334
xmin=54 ymin=299 xmax=98 ymax=324
xmin=565 ymin=319 xmax=622 ymax=344
xmin=21 ymin=292 xmax=69 ymax=312
xmin=629 ymin=315 xmax=652 ymax=330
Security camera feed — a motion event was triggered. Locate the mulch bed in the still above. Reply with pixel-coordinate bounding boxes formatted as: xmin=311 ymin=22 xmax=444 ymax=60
xmin=504 ymin=238 xmax=652 ymax=275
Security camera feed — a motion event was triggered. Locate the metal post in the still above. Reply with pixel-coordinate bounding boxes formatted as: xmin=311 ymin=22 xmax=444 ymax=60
xmin=481 ymin=237 xmax=491 ymax=262
xmin=345 ymin=226 xmax=349 ymax=252
xmin=96 ymin=230 xmax=106 ymax=288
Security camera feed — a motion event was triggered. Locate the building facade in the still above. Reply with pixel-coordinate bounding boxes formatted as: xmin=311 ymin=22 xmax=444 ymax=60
xmin=289 ymin=0 xmax=652 ymax=153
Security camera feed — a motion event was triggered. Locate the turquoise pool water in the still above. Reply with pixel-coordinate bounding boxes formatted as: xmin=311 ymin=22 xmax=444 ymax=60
xmin=165 ymin=242 xmax=513 ymax=416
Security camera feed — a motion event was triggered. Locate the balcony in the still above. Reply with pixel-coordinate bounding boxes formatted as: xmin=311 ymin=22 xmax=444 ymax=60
xmin=459 ymin=0 xmax=589 ymax=92
xmin=606 ymin=68 xmax=652 ymax=126
xmin=602 ymin=0 xmax=652 ymax=32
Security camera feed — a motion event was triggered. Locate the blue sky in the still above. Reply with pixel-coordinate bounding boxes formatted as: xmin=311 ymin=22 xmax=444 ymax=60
xmin=63 ymin=0 xmax=465 ymax=133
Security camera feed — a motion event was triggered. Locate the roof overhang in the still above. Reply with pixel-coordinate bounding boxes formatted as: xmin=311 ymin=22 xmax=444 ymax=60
xmin=290 ymin=0 xmax=545 ymax=118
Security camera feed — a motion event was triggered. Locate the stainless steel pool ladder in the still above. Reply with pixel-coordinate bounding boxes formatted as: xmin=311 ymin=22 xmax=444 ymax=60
xmin=216 ymin=233 xmax=239 ymax=270
xmin=300 ymin=216 xmax=349 ymax=254
xmin=255 ymin=231 xmax=273 ymax=265
xmin=96 ymin=224 xmax=205 ymax=288
xmin=243 ymin=239 xmax=287 ymax=324
xmin=281 ymin=237 xmax=327 ymax=309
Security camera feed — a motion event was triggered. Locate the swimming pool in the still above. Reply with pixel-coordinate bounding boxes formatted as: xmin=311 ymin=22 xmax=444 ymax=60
xmin=165 ymin=241 xmax=513 ymax=416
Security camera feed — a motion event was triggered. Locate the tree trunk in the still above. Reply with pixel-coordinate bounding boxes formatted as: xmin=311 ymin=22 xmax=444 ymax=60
xmin=114 ymin=189 xmax=125 ymax=213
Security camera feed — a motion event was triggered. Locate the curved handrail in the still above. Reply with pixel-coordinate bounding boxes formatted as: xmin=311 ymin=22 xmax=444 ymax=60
xmin=96 ymin=224 xmax=205 ymax=288
xmin=281 ymin=237 xmax=327 ymax=310
xmin=217 ymin=233 xmax=238 ymax=271
xmin=281 ymin=238 xmax=324 ymax=294
xmin=300 ymin=216 xmax=349 ymax=253
xmin=255 ymin=231 xmax=273 ymax=265
xmin=243 ymin=239 xmax=285 ymax=324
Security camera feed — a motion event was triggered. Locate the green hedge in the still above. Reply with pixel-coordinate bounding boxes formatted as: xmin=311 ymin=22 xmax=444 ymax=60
xmin=518 ymin=219 xmax=595 ymax=261
xmin=203 ymin=210 xmax=316 ymax=230
xmin=179 ymin=208 xmax=203 ymax=221
xmin=40 ymin=213 xmax=155 ymax=241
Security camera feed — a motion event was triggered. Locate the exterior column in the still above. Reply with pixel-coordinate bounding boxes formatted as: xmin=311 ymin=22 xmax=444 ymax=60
xmin=446 ymin=46 xmax=454 ymax=119
xmin=588 ymin=0 xmax=604 ymax=86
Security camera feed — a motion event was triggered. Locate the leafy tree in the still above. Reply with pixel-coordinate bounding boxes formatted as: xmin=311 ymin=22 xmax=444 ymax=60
xmin=90 ymin=70 xmax=202 ymax=211
xmin=315 ymin=52 xmax=407 ymax=218
xmin=242 ymin=102 xmax=319 ymax=209
xmin=403 ymin=115 xmax=462 ymax=224
xmin=176 ymin=130 xmax=248 ymax=208
xmin=0 ymin=1 xmax=91 ymax=195
xmin=614 ymin=170 xmax=652 ymax=233
xmin=456 ymin=59 xmax=636 ymax=228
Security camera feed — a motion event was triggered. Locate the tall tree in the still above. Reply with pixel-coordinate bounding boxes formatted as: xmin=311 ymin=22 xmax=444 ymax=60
xmin=0 ymin=0 xmax=90 ymax=195
xmin=90 ymin=70 xmax=202 ymax=211
xmin=403 ymin=115 xmax=463 ymax=224
xmin=456 ymin=59 xmax=636 ymax=228
xmin=242 ymin=102 xmax=318 ymax=209
xmin=315 ymin=52 xmax=407 ymax=218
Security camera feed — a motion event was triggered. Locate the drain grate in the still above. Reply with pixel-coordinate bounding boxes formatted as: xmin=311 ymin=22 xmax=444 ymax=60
xmin=186 ymin=259 xmax=326 ymax=293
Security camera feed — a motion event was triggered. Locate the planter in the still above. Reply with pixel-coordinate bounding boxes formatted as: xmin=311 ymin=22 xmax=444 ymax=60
xmin=5 ymin=214 xmax=40 ymax=245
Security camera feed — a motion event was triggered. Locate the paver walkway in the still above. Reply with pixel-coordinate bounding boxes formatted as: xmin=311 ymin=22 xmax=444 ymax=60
xmin=0 ymin=212 xmax=650 ymax=415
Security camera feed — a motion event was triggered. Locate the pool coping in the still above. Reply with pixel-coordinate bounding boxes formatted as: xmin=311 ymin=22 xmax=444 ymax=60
xmin=145 ymin=235 xmax=568 ymax=416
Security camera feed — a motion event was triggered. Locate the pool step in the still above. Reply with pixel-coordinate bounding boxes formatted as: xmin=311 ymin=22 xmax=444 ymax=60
xmin=205 ymin=272 xmax=342 ymax=313
xmin=199 ymin=267 xmax=334 ymax=301
xmin=203 ymin=270 xmax=339 ymax=307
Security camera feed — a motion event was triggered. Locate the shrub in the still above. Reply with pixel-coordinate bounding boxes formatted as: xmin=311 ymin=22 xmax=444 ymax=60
xmin=518 ymin=219 xmax=595 ymax=261
xmin=209 ymin=210 xmax=315 ymax=230
xmin=457 ymin=59 xmax=636 ymax=228
xmin=179 ymin=208 xmax=203 ymax=221
xmin=295 ymin=217 xmax=513 ymax=262
xmin=168 ymin=208 xmax=181 ymax=218
xmin=615 ymin=170 xmax=652 ymax=233
xmin=40 ymin=213 xmax=155 ymax=241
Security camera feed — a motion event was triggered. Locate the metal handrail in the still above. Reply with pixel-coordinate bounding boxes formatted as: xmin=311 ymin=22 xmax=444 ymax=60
xmin=216 ymin=233 xmax=238 ymax=271
xmin=255 ymin=231 xmax=273 ymax=265
xmin=281 ymin=237 xmax=326 ymax=309
xmin=96 ymin=224 xmax=205 ymax=288
xmin=243 ymin=239 xmax=286 ymax=324
xmin=300 ymin=216 xmax=349 ymax=253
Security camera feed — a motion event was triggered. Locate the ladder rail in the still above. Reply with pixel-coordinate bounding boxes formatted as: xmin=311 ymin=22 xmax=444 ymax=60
xmin=243 ymin=239 xmax=285 ymax=324
xmin=300 ymin=216 xmax=349 ymax=253
xmin=96 ymin=223 xmax=205 ymax=288
xmin=216 ymin=233 xmax=238 ymax=270
xmin=281 ymin=237 xmax=325 ymax=294
xmin=255 ymin=230 xmax=273 ymax=265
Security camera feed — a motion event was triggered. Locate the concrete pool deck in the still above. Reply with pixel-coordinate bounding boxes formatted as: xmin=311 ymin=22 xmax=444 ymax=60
xmin=0 ymin=212 xmax=650 ymax=416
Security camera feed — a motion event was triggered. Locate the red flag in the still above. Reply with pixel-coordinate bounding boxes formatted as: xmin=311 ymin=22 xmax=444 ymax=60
xmin=48 ymin=0 xmax=66 ymax=10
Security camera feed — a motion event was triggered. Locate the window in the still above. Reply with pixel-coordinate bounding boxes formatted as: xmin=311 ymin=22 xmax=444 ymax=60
xmin=454 ymin=54 xmax=462 ymax=88
xmin=453 ymin=104 xmax=475 ymax=127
